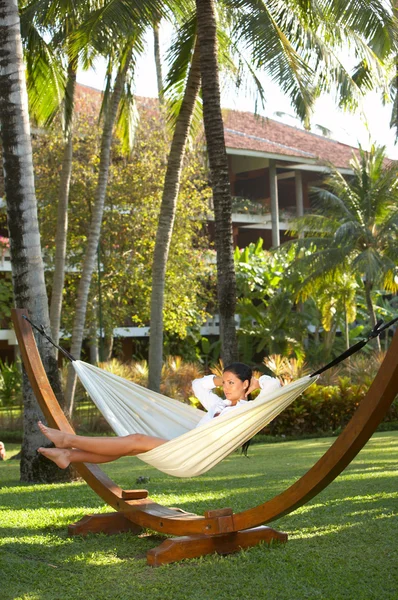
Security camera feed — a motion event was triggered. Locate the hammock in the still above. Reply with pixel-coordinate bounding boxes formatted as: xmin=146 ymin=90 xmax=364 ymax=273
xmin=73 ymin=360 xmax=316 ymax=477
xmin=23 ymin=314 xmax=398 ymax=478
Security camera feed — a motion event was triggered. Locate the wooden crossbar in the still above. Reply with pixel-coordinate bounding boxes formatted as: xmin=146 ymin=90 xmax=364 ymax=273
xmin=11 ymin=308 xmax=398 ymax=565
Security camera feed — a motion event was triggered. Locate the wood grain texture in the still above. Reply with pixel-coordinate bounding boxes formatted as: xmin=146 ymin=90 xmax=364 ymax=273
xmin=147 ymin=526 xmax=288 ymax=566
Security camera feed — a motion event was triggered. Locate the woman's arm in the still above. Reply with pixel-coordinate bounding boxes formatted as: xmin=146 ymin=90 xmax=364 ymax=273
xmin=245 ymin=375 xmax=281 ymax=397
xmin=245 ymin=377 xmax=260 ymax=397
xmin=192 ymin=375 xmax=222 ymax=412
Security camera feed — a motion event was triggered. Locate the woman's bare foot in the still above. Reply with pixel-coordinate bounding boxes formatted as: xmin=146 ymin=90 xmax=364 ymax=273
xmin=38 ymin=421 xmax=70 ymax=448
xmin=37 ymin=447 xmax=71 ymax=469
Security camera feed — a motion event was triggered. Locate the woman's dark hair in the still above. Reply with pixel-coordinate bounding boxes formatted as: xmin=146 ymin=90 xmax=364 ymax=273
xmin=223 ymin=362 xmax=252 ymax=389
xmin=223 ymin=362 xmax=253 ymax=457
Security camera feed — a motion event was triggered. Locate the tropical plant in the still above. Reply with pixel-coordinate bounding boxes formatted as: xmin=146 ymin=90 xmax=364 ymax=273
xmin=234 ymin=241 xmax=308 ymax=360
xmin=289 ymin=144 xmax=398 ymax=351
xmin=196 ymin=0 xmax=239 ymax=366
xmin=147 ymin=2 xmax=268 ymax=390
xmin=298 ymin=269 xmax=359 ymax=354
xmin=263 ymin=354 xmax=309 ymax=384
xmin=63 ymin=44 xmax=139 ymax=415
xmin=0 ymin=360 xmax=22 ymax=408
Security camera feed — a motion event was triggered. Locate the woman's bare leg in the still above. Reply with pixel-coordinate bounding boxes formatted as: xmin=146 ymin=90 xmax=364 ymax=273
xmin=38 ymin=421 xmax=166 ymax=456
xmin=37 ymin=447 xmax=127 ymax=469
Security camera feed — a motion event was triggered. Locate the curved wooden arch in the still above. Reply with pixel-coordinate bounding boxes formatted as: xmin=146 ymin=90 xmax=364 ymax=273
xmin=12 ymin=308 xmax=398 ymax=565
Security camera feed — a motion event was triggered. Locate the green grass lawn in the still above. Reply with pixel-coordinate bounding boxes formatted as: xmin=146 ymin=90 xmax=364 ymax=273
xmin=0 ymin=432 xmax=397 ymax=600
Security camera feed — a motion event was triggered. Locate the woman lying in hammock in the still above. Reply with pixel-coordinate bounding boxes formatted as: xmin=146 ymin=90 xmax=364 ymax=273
xmin=38 ymin=362 xmax=280 ymax=469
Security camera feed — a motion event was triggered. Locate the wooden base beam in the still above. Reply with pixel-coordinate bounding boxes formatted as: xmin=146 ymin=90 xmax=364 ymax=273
xmin=147 ymin=526 xmax=288 ymax=566
xmin=68 ymin=512 xmax=143 ymax=536
xmin=68 ymin=513 xmax=287 ymax=566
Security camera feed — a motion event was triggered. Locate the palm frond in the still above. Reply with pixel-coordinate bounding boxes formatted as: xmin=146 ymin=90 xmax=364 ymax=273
xmin=351 ymin=247 xmax=389 ymax=284
xmin=162 ymin=17 xmax=203 ymax=138
xmin=24 ymin=33 xmax=66 ymax=127
xmin=228 ymin=0 xmax=317 ymax=121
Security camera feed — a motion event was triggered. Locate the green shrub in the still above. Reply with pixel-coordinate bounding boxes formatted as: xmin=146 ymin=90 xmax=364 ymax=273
xmin=0 ymin=359 xmax=22 ymax=408
xmin=263 ymin=376 xmax=398 ymax=437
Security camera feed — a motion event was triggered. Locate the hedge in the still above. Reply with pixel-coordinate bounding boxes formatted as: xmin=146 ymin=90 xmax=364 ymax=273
xmin=262 ymin=376 xmax=398 ymax=437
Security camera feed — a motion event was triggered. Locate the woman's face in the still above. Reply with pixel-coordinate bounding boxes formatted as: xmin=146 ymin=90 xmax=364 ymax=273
xmin=222 ymin=371 xmax=249 ymax=404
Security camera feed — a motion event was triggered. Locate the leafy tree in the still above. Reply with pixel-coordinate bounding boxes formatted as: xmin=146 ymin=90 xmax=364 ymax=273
xmin=33 ymin=111 xmax=212 ymax=370
xmin=290 ymin=144 xmax=398 ymax=351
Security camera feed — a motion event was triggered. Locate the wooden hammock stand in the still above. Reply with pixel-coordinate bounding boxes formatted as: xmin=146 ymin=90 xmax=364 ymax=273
xmin=12 ymin=308 xmax=398 ymax=566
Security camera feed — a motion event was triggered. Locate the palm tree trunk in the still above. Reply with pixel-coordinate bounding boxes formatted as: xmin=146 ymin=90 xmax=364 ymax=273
xmin=196 ymin=0 xmax=238 ymax=365
xmin=364 ymin=279 xmax=381 ymax=351
xmin=323 ymin=324 xmax=337 ymax=359
xmin=148 ymin=41 xmax=201 ymax=391
xmin=153 ymin=21 xmax=163 ymax=102
xmin=50 ymin=64 xmax=76 ymax=346
xmin=0 ymin=0 xmax=68 ymax=482
xmin=103 ymin=333 xmax=113 ymax=361
xmin=344 ymin=304 xmax=350 ymax=351
xmin=89 ymin=312 xmax=99 ymax=364
xmin=64 ymin=50 xmax=132 ymax=415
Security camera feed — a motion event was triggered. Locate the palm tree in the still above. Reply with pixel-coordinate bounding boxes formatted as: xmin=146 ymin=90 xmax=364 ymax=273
xmin=196 ymin=0 xmax=239 ymax=365
xmin=153 ymin=14 xmax=164 ymax=101
xmin=148 ymin=31 xmax=202 ymax=391
xmin=290 ymin=144 xmax=398 ymax=351
xmin=21 ymin=0 xmax=93 ymax=346
xmin=0 ymin=0 xmax=66 ymax=482
xmin=64 ymin=41 xmax=137 ymax=414
xmin=23 ymin=0 xmax=171 ymax=358
xmin=147 ymin=7 xmax=266 ymax=389
xmin=36 ymin=0 xmax=171 ymax=408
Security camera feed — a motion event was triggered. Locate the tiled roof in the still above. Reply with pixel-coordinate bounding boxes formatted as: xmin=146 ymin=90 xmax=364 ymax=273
xmin=75 ymin=84 xmax=359 ymax=169
xmin=223 ymin=109 xmax=359 ymax=168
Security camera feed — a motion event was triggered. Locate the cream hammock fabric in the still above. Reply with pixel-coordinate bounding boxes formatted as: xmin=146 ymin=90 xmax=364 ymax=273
xmin=73 ymin=360 xmax=317 ymax=478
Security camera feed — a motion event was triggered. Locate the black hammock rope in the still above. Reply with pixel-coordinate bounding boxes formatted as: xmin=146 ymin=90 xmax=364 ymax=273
xmin=309 ymin=316 xmax=398 ymax=377
xmin=22 ymin=315 xmax=76 ymax=362
xmin=22 ymin=314 xmax=398 ymax=377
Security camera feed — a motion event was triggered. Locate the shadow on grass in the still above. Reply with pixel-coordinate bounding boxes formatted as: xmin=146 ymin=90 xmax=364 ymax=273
xmin=1 ymin=435 xmax=397 ymax=600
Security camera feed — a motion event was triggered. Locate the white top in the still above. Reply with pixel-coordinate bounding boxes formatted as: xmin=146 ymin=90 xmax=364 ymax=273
xmin=192 ymin=374 xmax=281 ymax=428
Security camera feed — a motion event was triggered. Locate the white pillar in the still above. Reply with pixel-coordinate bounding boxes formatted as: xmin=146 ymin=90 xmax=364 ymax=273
xmin=295 ymin=170 xmax=304 ymax=217
xmin=269 ymin=159 xmax=280 ymax=247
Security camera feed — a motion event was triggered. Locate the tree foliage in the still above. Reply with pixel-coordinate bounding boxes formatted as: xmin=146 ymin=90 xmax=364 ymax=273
xmin=33 ymin=111 xmax=212 ymax=349
xmin=289 ymin=144 xmax=398 ymax=349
